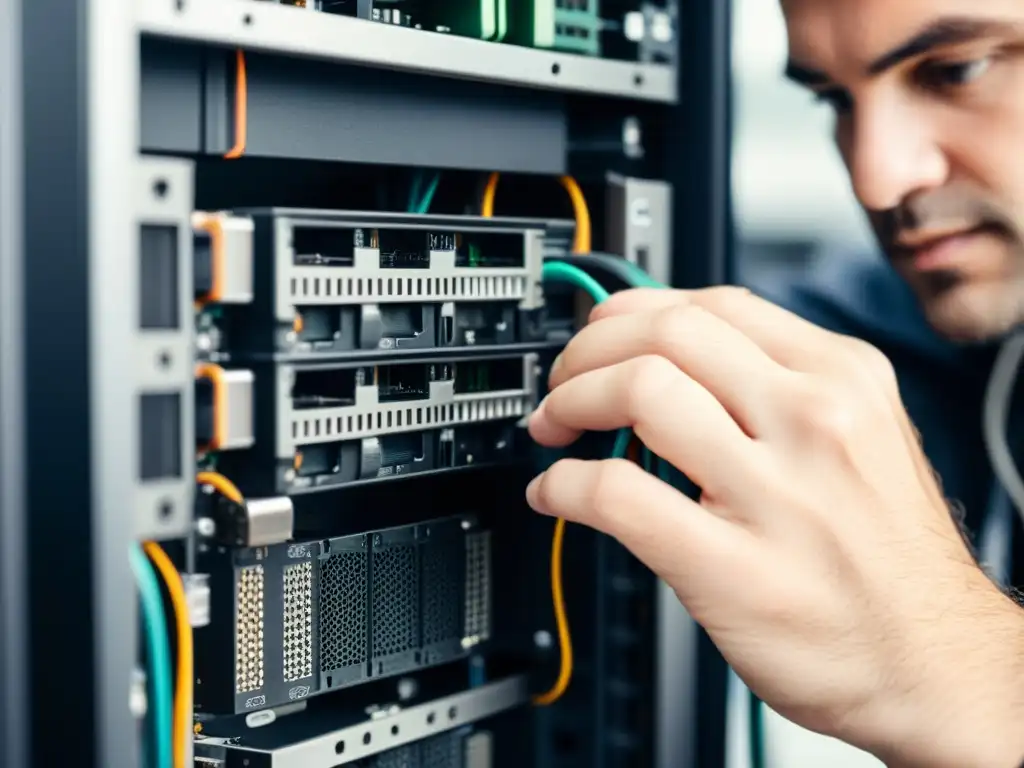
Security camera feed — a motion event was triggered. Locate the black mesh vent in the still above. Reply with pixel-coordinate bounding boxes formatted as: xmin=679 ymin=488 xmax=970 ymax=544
xmin=365 ymin=743 xmax=418 ymax=768
xmin=421 ymin=536 xmax=462 ymax=647
xmin=372 ymin=545 xmax=420 ymax=658
xmin=357 ymin=734 xmax=464 ymax=768
xmin=421 ymin=732 xmax=462 ymax=768
xmin=464 ymin=532 xmax=491 ymax=641
xmin=319 ymin=551 xmax=368 ymax=673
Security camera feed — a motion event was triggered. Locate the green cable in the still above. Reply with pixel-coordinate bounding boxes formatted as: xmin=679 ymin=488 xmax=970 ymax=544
xmin=750 ymin=690 xmax=766 ymax=768
xmin=130 ymin=543 xmax=173 ymax=768
xmin=541 ymin=261 xmax=631 ymax=459
xmin=416 ymin=173 xmax=441 ymax=214
xmin=407 ymin=173 xmax=421 ymax=213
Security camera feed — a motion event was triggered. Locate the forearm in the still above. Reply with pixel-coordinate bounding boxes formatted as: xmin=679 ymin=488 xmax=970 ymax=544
xmin=861 ymin=587 xmax=1024 ymax=768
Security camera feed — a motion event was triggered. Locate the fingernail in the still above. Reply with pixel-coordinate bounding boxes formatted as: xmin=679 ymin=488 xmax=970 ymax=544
xmin=549 ymin=354 xmax=563 ymax=379
xmin=528 ymin=396 xmax=547 ymax=425
xmin=526 ymin=473 xmax=544 ymax=510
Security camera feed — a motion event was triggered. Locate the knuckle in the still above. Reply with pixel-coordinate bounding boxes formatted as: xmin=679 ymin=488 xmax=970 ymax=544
xmin=843 ymin=337 xmax=897 ymax=389
xmin=790 ymin=379 xmax=861 ymax=443
xmin=624 ymin=355 xmax=680 ymax=415
xmin=589 ymin=458 xmax=639 ymax=527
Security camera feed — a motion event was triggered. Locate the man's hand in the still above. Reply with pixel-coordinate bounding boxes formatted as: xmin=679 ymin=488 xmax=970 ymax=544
xmin=526 ymin=287 xmax=1024 ymax=768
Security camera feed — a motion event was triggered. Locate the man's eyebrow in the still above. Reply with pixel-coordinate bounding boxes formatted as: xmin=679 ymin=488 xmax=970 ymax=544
xmin=783 ymin=16 xmax=1021 ymax=87
xmin=867 ymin=16 xmax=1016 ymax=74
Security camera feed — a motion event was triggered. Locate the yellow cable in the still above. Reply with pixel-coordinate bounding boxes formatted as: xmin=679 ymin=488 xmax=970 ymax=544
xmin=195 ymin=470 xmax=244 ymax=505
xmin=479 ymin=171 xmax=591 ymax=706
xmin=557 ymin=176 xmax=592 ymax=254
xmin=531 ymin=515 xmax=572 ymax=705
xmin=143 ymin=542 xmax=193 ymax=768
xmin=480 ymin=173 xmax=592 ymax=254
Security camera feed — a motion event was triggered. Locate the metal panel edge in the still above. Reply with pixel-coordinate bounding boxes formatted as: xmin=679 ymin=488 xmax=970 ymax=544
xmin=92 ymin=0 xmax=143 ymax=765
xmin=210 ymin=675 xmax=528 ymax=766
xmin=135 ymin=155 xmax=197 ymax=539
xmin=0 ymin=0 xmax=27 ymax=763
xmin=137 ymin=0 xmax=677 ymax=104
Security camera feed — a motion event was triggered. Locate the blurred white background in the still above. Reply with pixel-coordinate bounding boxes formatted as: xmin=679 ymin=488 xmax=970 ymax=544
xmin=727 ymin=0 xmax=883 ymax=766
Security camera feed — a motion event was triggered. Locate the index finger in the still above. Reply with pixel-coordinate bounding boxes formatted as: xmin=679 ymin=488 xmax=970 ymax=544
xmin=590 ymin=286 xmax=846 ymax=372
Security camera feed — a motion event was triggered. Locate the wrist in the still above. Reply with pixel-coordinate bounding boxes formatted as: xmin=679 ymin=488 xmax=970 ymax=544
xmin=855 ymin=581 xmax=1024 ymax=768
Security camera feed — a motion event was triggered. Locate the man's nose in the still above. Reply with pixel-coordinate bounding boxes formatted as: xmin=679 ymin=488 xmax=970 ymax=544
xmin=841 ymin=100 xmax=949 ymax=213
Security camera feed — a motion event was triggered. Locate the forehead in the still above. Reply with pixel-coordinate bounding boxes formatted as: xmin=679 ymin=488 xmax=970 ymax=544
xmin=780 ymin=0 xmax=1024 ymax=70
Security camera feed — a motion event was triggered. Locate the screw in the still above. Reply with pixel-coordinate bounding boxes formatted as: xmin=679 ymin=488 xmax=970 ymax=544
xmin=196 ymin=517 xmax=217 ymax=537
xmin=373 ymin=534 xmax=382 ymax=546
xmin=284 ymin=469 xmax=296 ymax=483
xmin=534 ymin=630 xmax=553 ymax=649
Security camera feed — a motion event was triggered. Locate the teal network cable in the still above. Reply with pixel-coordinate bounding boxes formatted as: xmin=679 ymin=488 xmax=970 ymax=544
xmin=407 ymin=171 xmax=441 ymax=214
xmin=130 ymin=543 xmax=173 ymax=768
xmin=541 ymin=259 xmax=663 ymax=461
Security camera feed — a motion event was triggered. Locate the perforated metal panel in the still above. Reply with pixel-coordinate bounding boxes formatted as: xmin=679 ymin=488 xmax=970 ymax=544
xmin=422 ymin=731 xmax=463 ymax=768
xmin=282 ymin=561 xmax=313 ymax=682
xmin=319 ymin=551 xmax=368 ymax=673
xmin=464 ymin=532 xmax=491 ymax=641
xmin=367 ymin=743 xmax=419 ymax=768
xmin=422 ymin=535 xmax=463 ymax=648
xmin=372 ymin=545 xmax=420 ymax=658
xmin=235 ymin=565 xmax=265 ymax=694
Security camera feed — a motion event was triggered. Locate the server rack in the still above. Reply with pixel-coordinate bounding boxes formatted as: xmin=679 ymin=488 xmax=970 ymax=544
xmin=0 ymin=0 xmax=734 ymax=765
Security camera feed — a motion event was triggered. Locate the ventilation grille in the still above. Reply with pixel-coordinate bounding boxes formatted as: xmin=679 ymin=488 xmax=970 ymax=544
xmin=290 ymin=396 xmax=529 ymax=447
xmin=235 ymin=565 xmax=265 ymax=694
xmin=319 ymin=551 xmax=368 ymax=673
xmin=289 ymin=268 xmax=529 ymax=305
xmin=282 ymin=561 xmax=313 ymax=682
xmin=372 ymin=545 xmax=420 ymax=658
xmin=355 ymin=733 xmax=465 ymax=768
xmin=464 ymin=532 xmax=491 ymax=641
xmin=362 ymin=743 xmax=419 ymax=768
xmin=422 ymin=535 xmax=462 ymax=647
xmin=421 ymin=731 xmax=463 ymax=768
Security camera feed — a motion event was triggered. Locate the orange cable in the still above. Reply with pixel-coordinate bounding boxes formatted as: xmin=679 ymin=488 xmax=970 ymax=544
xmin=224 ymin=50 xmax=247 ymax=159
xmin=195 ymin=470 xmax=244 ymax=506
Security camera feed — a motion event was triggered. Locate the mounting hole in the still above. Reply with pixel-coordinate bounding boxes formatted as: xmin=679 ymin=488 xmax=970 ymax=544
xmin=426 ymin=712 xmax=436 ymax=725
xmin=174 ymin=0 xmax=184 ymax=10
xmin=158 ymin=350 xmax=172 ymax=369
xmin=158 ymin=500 xmax=174 ymax=520
xmin=334 ymin=740 xmax=345 ymax=755
xmin=551 ymin=62 xmax=561 ymax=75
xmin=326 ymin=675 xmax=333 ymax=688
xmin=448 ymin=706 xmax=457 ymax=720
xmin=633 ymin=73 xmax=644 ymax=86
xmin=243 ymin=13 xmax=253 ymax=24
xmin=391 ymin=725 xmax=399 ymax=736
xmin=362 ymin=732 xmax=371 ymax=745
xmin=152 ymin=179 xmax=169 ymax=198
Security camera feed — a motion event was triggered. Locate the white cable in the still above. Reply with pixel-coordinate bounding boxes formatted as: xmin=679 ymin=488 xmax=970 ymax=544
xmin=982 ymin=330 xmax=1024 ymax=530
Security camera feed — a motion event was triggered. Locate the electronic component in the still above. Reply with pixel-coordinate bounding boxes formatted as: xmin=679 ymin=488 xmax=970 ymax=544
xmin=192 ymin=210 xmax=570 ymax=357
xmin=605 ymin=174 xmax=673 ymax=286
xmin=514 ymin=0 xmax=603 ymax=57
xmin=210 ymin=353 xmax=537 ymax=496
xmin=194 ymin=515 xmax=492 ymax=715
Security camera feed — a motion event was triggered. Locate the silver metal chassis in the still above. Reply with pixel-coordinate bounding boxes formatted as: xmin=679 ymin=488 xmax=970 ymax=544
xmin=135 ymin=155 xmax=197 ymax=540
xmin=196 ymin=675 xmax=528 ymax=767
xmin=277 ymin=354 xmax=539 ymax=457
xmin=274 ymin=215 xmax=547 ymax=320
xmin=136 ymin=0 xmax=677 ymax=103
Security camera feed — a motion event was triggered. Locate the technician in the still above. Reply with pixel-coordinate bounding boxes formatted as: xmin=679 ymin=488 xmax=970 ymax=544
xmin=526 ymin=1 xmax=1024 ymax=766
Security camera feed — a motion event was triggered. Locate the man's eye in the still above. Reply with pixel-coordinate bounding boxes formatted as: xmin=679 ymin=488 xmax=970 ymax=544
xmin=813 ymin=88 xmax=852 ymax=114
xmin=920 ymin=57 xmax=992 ymax=88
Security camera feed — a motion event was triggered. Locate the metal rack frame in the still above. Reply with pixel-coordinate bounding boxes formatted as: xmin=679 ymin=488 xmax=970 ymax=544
xmin=1 ymin=0 xmax=734 ymax=764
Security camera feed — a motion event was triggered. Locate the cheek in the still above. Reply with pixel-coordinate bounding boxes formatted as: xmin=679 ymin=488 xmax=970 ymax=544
xmin=941 ymin=70 xmax=1024 ymax=213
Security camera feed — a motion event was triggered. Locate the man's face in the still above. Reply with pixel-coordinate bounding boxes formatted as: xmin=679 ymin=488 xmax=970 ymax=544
xmin=781 ymin=0 xmax=1024 ymax=342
